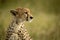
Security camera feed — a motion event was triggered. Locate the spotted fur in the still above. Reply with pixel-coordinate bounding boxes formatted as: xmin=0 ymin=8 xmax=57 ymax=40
xmin=5 ymin=8 xmax=33 ymax=40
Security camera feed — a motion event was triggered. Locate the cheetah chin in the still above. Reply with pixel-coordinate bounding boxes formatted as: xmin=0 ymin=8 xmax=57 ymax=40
xmin=29 ymin=19 xmax=33 ymax=22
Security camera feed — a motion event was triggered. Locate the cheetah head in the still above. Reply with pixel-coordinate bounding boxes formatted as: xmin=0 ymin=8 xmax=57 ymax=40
xmin=10 ymin=8 xmax=33 ymax=22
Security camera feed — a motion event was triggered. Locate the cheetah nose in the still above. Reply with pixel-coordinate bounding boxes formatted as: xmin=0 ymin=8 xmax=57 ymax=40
xmin=30 ymin=16 xmax=33 ymax=19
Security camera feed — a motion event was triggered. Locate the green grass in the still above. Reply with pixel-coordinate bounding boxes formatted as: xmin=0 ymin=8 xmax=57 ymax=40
xmin=0 ymin=0 xmax=60 ymax=40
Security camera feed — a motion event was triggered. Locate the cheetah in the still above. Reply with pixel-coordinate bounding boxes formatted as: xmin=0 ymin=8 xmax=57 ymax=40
xmin=5 ymin=8 xmax=33 ymax=40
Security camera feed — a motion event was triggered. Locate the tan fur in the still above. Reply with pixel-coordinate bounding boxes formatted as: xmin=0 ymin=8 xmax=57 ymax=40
xmin=5 ymin=8 xmax=33 ymax=40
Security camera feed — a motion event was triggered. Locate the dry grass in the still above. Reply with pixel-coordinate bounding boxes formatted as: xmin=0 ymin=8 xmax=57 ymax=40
xmin=0 ymin=0 xmax=60 ymax=40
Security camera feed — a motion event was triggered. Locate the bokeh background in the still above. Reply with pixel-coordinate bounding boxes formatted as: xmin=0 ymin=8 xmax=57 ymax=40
xmin=0 ymin=0 xmax=60 ymax=40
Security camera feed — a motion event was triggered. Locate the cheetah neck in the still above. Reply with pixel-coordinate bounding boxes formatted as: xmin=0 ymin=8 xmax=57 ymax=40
xmin=11 ymin=18 xmax=24 ymax=33
xmin=12 ymin=17 xmax=25 ymax=24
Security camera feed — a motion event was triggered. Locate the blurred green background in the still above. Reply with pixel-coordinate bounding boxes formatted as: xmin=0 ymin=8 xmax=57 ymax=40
xmin=0 ymin=0 xmax=60 ymax=40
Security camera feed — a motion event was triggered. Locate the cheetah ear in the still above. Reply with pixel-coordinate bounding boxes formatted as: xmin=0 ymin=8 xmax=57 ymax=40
xmin=10 ymin=10 xmax=17 ymax=16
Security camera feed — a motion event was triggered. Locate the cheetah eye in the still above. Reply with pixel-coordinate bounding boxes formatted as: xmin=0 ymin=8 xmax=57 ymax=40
xmin=24 ymin=12 xmax=28 ymax=17
xmin=24 ymin=12 xmax=28 ymax=14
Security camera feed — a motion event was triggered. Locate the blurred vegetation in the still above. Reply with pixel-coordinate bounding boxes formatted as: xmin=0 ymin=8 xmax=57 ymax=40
xmin=0 ymin=0 xmax=60 ymax=40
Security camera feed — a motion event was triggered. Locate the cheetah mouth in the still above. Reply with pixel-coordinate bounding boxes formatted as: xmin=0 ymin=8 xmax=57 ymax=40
xmin=29 ymin=19 xmax=33 ymax=22
xmin=26 ymin=14 xmax=33 ymax=22
xmin=26 ymin=17 xmax=33 ymax=22
xmin=26 ymin=19 xmax=33 ymax=22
